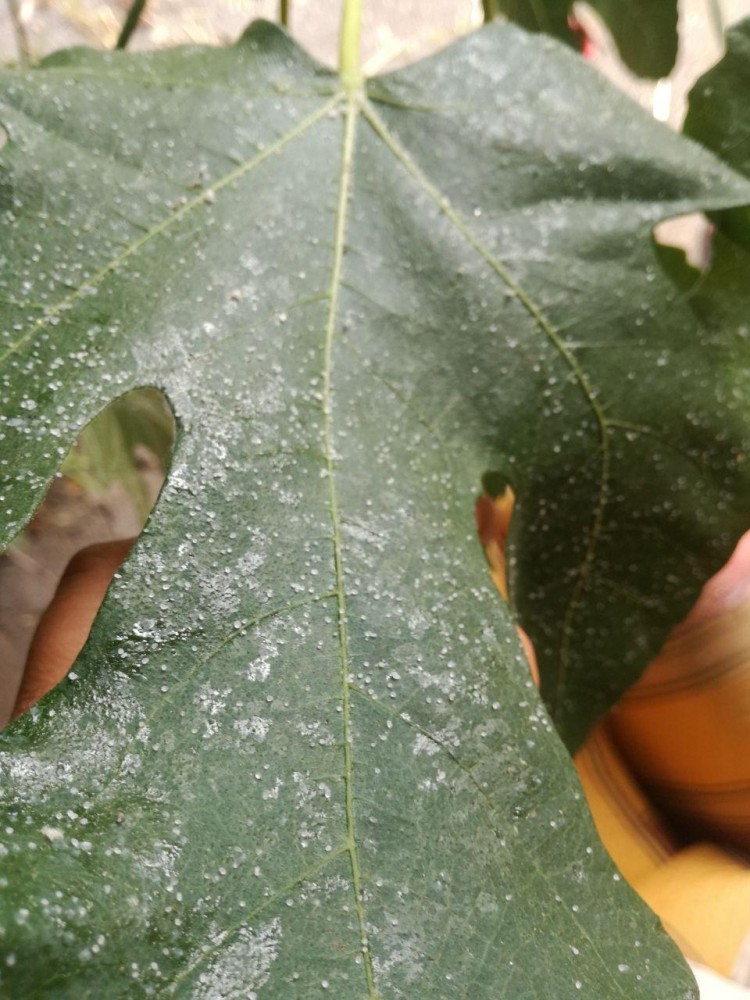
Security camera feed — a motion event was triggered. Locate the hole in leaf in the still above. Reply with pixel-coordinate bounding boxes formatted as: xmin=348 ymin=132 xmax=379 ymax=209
xmin=0 ymin=387 xmax=175 ymax=728
xmin=474 ymin=476 xmax=538 ymax=683
xmin=653 ymin=212 xmax=713 ymax=272
xmin=475 ymin=477 xmax=514 ymax=603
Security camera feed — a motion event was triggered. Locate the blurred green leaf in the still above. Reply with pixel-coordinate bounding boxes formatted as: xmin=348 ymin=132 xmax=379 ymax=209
xmin=489 ymin=0 xmax=678 ymax=77
xmin=684 ymin=17 xmax=750 ymax=247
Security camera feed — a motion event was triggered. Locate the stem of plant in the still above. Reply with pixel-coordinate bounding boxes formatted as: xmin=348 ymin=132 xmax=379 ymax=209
xmin=706 ymin=0 xmax=725 ymax=48
xmin=280 ymin=0 xmax=290 ymax=28
xmin=5 ymin=0 xmax=30 ymax=67
xmin=339 ymin=0 xmax=363 ymax=94
xmin=116 ymin=0 xmax=149 ymax=50
xmin=482 ymin=0 xmax=498 ymax=22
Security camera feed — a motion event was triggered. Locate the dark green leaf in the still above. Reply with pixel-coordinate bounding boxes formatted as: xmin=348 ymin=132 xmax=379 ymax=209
xmin=489 ymin=0 xmax=678 ymax=77
xmin=684 ymin=18 xmax=750 ymax=178
xmin=488 ymin=0 xmax=570 ymax=41
xmin=664 ymin=20 xmax=750 ymax=437
xmin=589 ymin=0 xmax=678 ymax=78
xmin=684 ymin=17 xmax=750 ymax=246
xmin=0 ymin=19 xmax=748 ymax=997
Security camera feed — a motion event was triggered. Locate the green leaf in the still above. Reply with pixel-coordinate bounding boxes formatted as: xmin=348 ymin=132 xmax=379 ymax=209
xmin=488 ymin=0 xmax=678 ymax=78
xmin=684 ymin=17 xmax=750 ymax=247
xmin=1 ymin=19 xmax=748 ymax=996
xmin=684 ymin=18 xmax=750 ymax=178
xmin=588 ymin=0 xmax=678 ymax=78
xmin=663 ymin=18 xmax=750 ymax=425
xmin=486 ymin=0 xmax=570 ymax=42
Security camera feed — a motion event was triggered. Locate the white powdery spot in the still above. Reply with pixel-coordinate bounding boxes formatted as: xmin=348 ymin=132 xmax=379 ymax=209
xmin=412 ymin=734 xmax=441 ymax=758
xmin=247 ymin=367 xmax=287 ymax=418
xmin=195 ymin=684 xmax=231 ymax=717
xmin=412 ymin=727 xmax=460 ymax=758
xmin=417 ymin=769 xmax=447 ymax=792
xmin=0 ymin=679 xmax=148 ymax=804
xmin=246 ymin=632 xmax=282 ymax=683
xmin=195 ymin=684 xmax=232 ymax=741
xmin=342 ymin=521 xmax=389 ymax=552
xmin=138 ymin=840 xmax=182 ymax=894
xmin=199 ymin=569 xmax=242 ymax=617
xmin=372 ymin=920 xmax=424 ymax=988
xmin=196 ymin=536 xmax=267 ymax=622
xmin=40 ymin=826 xmax=64 ymax=843
xmin=236 ymin=550 xmax=265 ymax=583
xmin=234 ymin=717 xmax=270 ymax=742
xmin=406 ymin=610 xmax=432 ymax=639
xmin=193 ymin=917 xmax=282 ymax=1000
xmin=295 ymin=719 xmax=335 ymax=747
xmin=262 ymin=778 xmax=283 ymax=801
xmin=292 ymin=772 xmax=333 ymax=847
xmin=409 ymin=667 xmax=461 ymax=698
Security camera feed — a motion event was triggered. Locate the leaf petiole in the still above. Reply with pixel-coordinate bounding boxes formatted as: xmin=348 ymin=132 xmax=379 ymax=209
xmin=116 ymin=0 xmax=148 ymax=50
xmin=339 ymin=0 xmax=364 ymax=93
xmin=482 ymin=0 xmax=498 ymax=21
xmin=5 ymin=0 xmax=30 ymax=67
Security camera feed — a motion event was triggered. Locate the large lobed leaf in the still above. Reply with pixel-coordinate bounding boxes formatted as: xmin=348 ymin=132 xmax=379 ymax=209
xmin=0 ymin=19 xmax=749 ymax=997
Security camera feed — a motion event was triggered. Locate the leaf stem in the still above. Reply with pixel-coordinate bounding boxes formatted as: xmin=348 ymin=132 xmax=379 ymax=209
xmin=705 ymin=0 xmax=725 ymax=48
xmin=116 ymin=0 xmax=148 ymax=50
xmin=5 ymin=0 xmax=30 ymax=67
xmin=482 ymin=0 xmax=498 ymax=21
xmin=279 ymin=0 xmax=290 ymax=28
xmin=339 ymin=0 xmax=364 ymax=93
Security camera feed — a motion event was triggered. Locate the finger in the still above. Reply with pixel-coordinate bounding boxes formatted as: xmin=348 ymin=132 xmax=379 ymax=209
xmin=12 ymin=538 xmax=134 ymax=720
xmin=678 ymin=529 xmax=750 ymax=632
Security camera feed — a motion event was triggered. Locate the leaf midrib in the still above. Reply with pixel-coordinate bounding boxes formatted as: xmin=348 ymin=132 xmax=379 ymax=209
xmin=322 ymin=91 xmax=379 ymax=998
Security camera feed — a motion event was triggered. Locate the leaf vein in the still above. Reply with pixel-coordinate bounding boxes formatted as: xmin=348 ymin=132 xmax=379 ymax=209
xmin=0 ymin=95 xmax=342 ymax=371
xmin=361 ymin=99 xmax=611 ymax=723
xmin=162 ymin=843 xmax=349 ymax=996
xmin=349 ymin=684 xmax=629 ymax=996
xmin=322 ymin=94 xmax=378 ymax=998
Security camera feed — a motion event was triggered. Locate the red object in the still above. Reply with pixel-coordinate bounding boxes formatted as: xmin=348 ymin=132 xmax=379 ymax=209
xmin=568 ymin=13 xmax=594 ymax=60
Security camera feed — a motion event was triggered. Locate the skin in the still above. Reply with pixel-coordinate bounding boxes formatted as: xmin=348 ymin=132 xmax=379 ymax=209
xmin=12 ymin=538 xmax=134 ymax=720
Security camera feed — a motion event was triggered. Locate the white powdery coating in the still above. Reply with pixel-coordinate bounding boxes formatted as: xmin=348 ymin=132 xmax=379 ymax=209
xmin=233 ymin=717 xmax=270 ymax=742
xmin=199 ymin=549 xmax=267 ymax=619
xmin=412 ymin=733 xmax=441 ymax=758
xmin=371 ymin=918 xmax=424 ymax=989
xmin=246 ymin=630 xmax=283 ymax=684
xmin=0 ymin=681 xmax=149 ymax=804
xmin=193 ymin=917 xmax=282 ymax=1000
xmin=412 ymin=727 xmax=459 ymax=758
